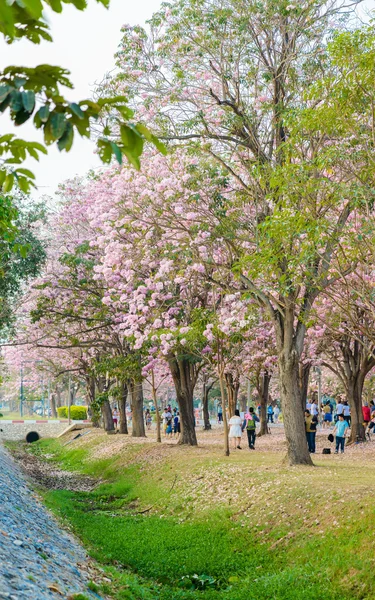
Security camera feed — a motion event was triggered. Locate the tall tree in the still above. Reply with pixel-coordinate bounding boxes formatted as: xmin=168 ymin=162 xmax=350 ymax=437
xmin=105 ymin=2 xmax=371 ymax=464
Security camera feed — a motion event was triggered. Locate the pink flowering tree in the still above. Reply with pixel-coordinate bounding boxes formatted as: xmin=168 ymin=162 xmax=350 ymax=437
xmin=100 ymin=11 xmax=375 ymax=465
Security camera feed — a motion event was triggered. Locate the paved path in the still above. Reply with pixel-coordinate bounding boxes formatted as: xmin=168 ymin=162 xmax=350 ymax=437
xmin=0 ymin=444 xmax=101 ymax=599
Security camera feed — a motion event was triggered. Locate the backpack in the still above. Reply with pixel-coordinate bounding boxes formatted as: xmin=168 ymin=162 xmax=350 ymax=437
xmin=247 ymin=416 xmax=256 ymax=430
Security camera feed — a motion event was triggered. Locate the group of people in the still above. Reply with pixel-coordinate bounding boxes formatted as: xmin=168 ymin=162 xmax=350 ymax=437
xmin=305 ymin=397 xmax=375 ymax=455
xmin=161 ymin=406 xmax=181 ymax=438
xmin=305 ymin=407 xmax=349 ymax=454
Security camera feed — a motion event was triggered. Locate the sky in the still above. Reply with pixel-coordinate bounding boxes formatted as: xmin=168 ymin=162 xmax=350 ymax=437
xmin=0 ymin=0 xmax=161 ymax=196
xmin=0 ymin=0 xmax=374 ymax=198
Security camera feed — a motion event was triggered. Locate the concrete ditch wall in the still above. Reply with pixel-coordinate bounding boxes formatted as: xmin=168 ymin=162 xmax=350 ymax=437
xmin=0 ymin=420 xmax=90 ymax=441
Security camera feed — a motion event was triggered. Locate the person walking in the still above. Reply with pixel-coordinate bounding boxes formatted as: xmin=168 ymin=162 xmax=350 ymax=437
xmin=217 ymin=405 xmax=223 ymax=423
xmin=228 ymin=409 xmax=243 ymax=449
xmin=322 ymin=403 xmax=332 ymax=429
xmin=362 ymin=402 xmax=371 ymax=427
xmin=145 ymin=408 xmax=152 ymax=431
xmin=343 ymin=401 xmax=351 ymax=426
xmin=112 ymin=407 xmax=119 ymax=430
xmin=267 ymin=404 xmax=274 ymax=424
xmin=173 ymin=411 xmax=180 ymax=438
xmin=244 ymin=407 xmax=259 ymax=449
xmin=335 ymin=398 xmax=344 ymax=422
xmin=310 ymin=398 xmax=319 ymax=418
xmin=162 ymin=407 xmax=172 ymax=436
xmin=333 ymin=413 xmax=349 ymax=454
xmin=273 ymin=405 xmax=280 ymax=424
xmin=305 ymin=409 xmax=318 ymax=453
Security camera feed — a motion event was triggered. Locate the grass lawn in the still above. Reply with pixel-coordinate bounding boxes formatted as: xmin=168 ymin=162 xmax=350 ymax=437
xmin=18 ymin=428 xmax=375 ymax=600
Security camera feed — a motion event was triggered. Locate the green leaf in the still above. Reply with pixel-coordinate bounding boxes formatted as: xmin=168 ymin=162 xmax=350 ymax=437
xmin=57 ymin=122 xmax=74 ymax=151
xmin=69 ymin=102 xmax=85 ymax=119
xmin=22 ymin=90 xmax=35 ymax=113
xmin=17 ymin=177 xmax=31 ymax=193
xmin=3 ymin=173 xmax=14 ymax=192
xmin=0 ymin=134 xmax=14 ymax=143
xmin=0 ymin=84 xmax=11 ymax=103
xmin=110 ymin=141 xmax=122 ymax=164
xmin=38 ymin=104 xmax=50 ymax=123
xmin=22 ymin=0 xmax=43 ymax=19
xmin=15 ymin=168 xmax=36 ymax=179
xmin=151 ymin=135 xmax=167 ymax=155
xmin=48 ymin=0 xmax=63 ymax=11
xmin=120 ymin=124 xmax=137 ymax=148
xmin=9 ymin=90 xmax=23 ymax=112
xmin=135 ymin=122 xmax=153 ymax=141
xmin=48 ymin=112 xmax=67 ymax=140
xmin=97 ymin=138 xmax=112 ymax=163
xmin=14 ymin=109 xmax=32 ymax=125
xmin=13 ymin=77 xmax=27 ymax=89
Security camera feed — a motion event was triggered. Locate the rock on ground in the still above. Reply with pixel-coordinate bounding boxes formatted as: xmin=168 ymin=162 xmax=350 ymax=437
xmin=0 ymin=443 xmax=101 ymax=599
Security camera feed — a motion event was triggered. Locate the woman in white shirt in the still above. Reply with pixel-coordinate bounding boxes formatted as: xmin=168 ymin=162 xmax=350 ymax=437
xmin=228 ymin=409 xmax=243 ymax=449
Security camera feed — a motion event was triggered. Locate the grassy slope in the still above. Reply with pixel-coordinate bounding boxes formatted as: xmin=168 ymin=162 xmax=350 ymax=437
xmin=22 ymin=433 xmax=375 ymax=600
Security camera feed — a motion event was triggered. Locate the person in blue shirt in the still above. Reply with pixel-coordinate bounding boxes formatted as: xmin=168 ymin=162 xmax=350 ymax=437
xmin=267 ymin=404 xmax=274 ymax=423
xmin=332 ymin=414 xmax=349 ymax=453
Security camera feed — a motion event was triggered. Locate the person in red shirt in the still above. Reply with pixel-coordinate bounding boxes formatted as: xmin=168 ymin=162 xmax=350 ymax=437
xmin=362 ymin=402 xmax=371 ymax=425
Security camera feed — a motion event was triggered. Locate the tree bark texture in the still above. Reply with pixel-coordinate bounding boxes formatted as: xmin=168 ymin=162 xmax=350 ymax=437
xmin=168 ymin=356 xmax=198 ymax=446
xmin=130 ymin=380 xmax=146 ymax=437
xmin=278 ymin=347 xmax=313 ymax=465
xmin=151 ymin=370 xmax=161 ymax=443
xmin=257 ymin=371 xmax=271 ymax=437
xmin=119 ymin=381 xmax=128 ymax=434
xmin=225 ymin=372 xmax=239 ymax=418
xmin=202 ymin=374 xmax=214 ymax=430
xmin=50 ymin=392 xmax=57 ymax=419
xmin=86 ymin=376 xmax=100 ymax=427
xmin=101 ymin=399 xmax=115 ymax=432
xmin=299 ymin=363 xmax=311 ymax=413
xmin=219 ymin=373 xmax=230 ymax=456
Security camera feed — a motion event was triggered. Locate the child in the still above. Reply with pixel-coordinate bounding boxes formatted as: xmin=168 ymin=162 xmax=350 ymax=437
xmin=332 ymin=413 xmax=349 ymax=454
xmin=166 ymin=415 xmax=173 ymax=438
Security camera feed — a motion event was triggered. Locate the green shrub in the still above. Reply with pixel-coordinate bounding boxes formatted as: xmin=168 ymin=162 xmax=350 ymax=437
xmin=57 ymin=406 xmax=87 ymax=420
xmin=70 ymin=406 xmax=88 ymax=420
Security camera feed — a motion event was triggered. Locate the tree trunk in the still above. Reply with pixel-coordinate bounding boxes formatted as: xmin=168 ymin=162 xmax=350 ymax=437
xmin=257 ymin=371 xmax=271 ymax=437
xmin=50 ymin=392 xmax=57 ymax=419
xmin=225 ymin=373 xmax=238 ymax=417
xmin=56 ymin=388 xmax=62 ymax=408
xmin=239 ymin=395 xmax=247 ymax=413
xmin=219 ymin=373 xmax=229 ymax=456
xmin=168 ymin=356 xmax=197 ymax=446
xmin=86 ymin=376 xmax=100 ymax=427
xmin=346 ymin=375 xmax=365 ymax=443
xmin=151 ymin=370 xmax=161 ymax=443
xmin=119 ymin=382 xmax=128 ymax=434
xmin=129 ymin=380 xmax=146 ymax=437
xmin=202 ymin=375 xmax=214 ymax=430
xmin=101 ymin=399 xmax=115 ymax=432
xmin=299 ymin=363 xmax=311 ymax=412
xmin=279 ymin=347 xmax=313 ymax=465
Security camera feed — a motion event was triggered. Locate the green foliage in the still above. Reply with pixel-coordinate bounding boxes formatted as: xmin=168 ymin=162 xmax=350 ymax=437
xmin=0 ymin=193 xmax=46 ymax=335
xmin=0 ymin=0 xmax=166 ymax=200
xmin=57 ymin=405 xmax=87 ymax=419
